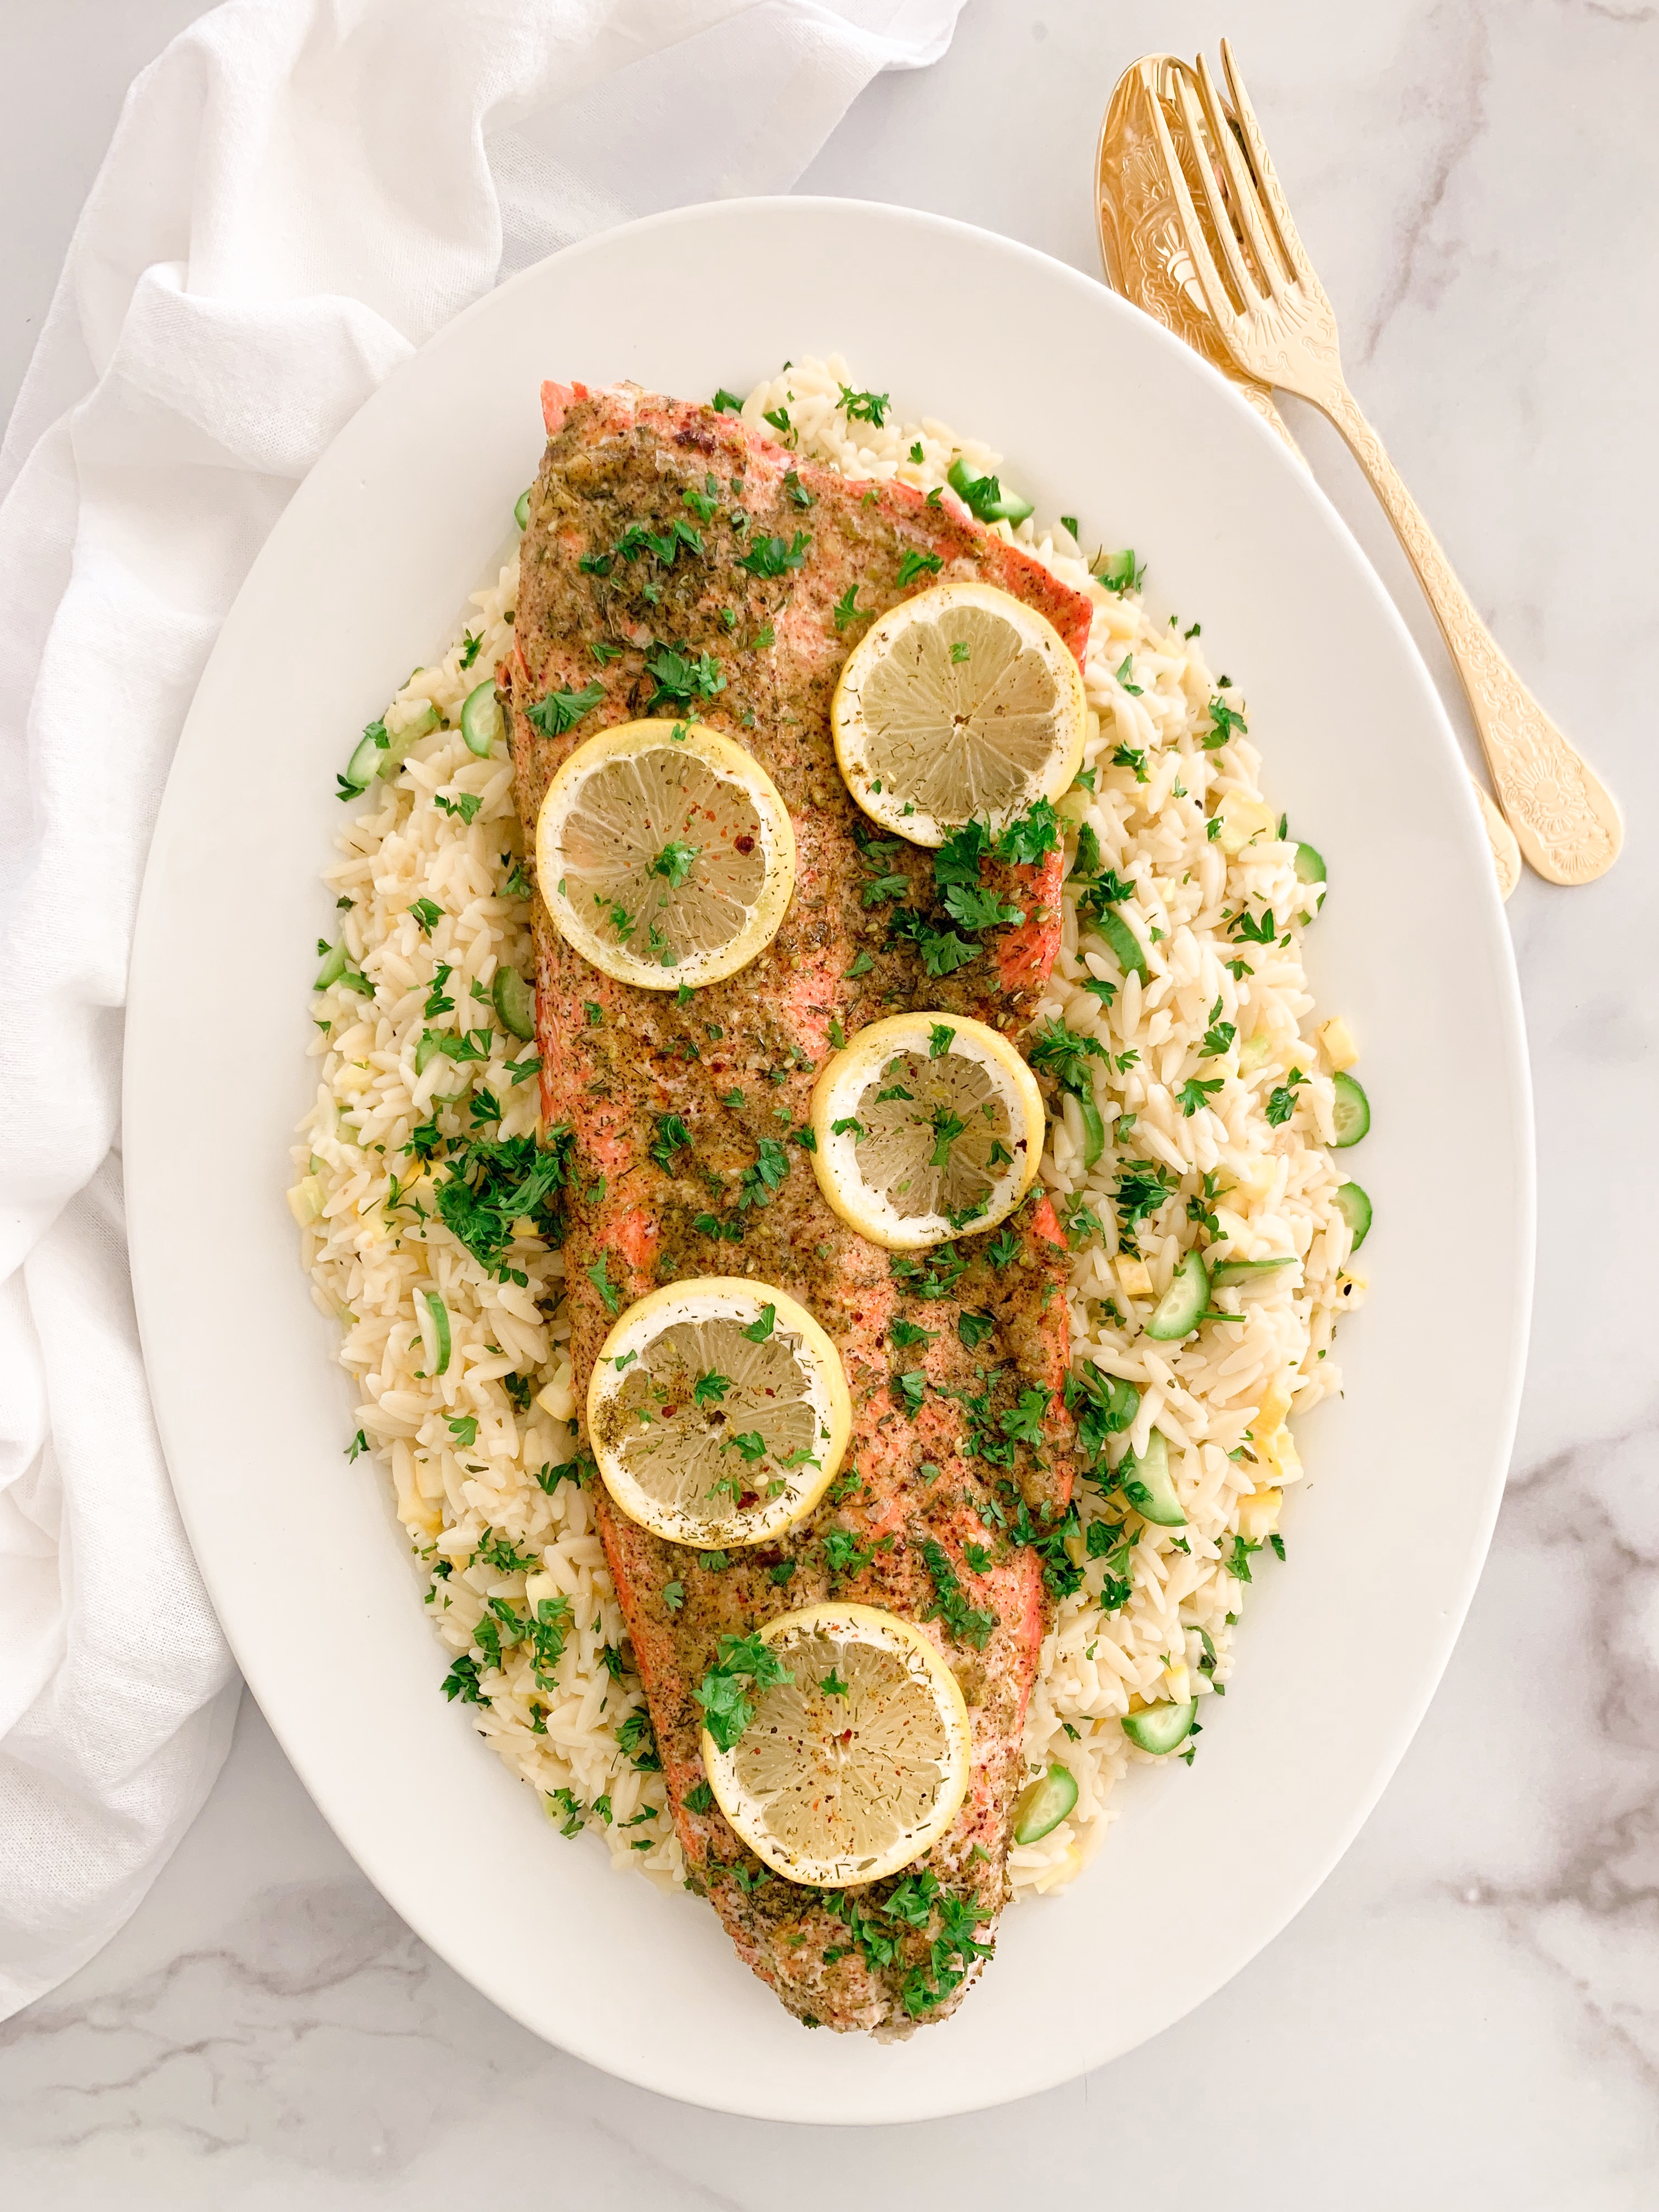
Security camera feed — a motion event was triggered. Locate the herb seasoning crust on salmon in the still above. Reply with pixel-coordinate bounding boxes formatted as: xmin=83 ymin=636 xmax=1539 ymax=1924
xmin=506 ymin=381 xmax=1093 ymax=2035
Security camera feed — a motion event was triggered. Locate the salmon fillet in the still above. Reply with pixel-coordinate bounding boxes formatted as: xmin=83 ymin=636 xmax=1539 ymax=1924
xmin=505 ymin=383 xmax=1092 ymax=2034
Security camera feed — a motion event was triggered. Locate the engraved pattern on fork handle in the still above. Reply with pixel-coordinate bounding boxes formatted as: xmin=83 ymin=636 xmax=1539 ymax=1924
xmin=1318 ymin=384 xmax=1622 ymax=888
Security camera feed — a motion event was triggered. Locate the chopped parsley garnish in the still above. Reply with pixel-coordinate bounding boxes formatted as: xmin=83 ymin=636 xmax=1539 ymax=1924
xmin=1027 ymin=1015 xmax=1108 ymax=1094
xmin=957 ymin=1311 xmax=995 ymax=1352
xmin=741 ymin=1302 xmax=777 ymax=1342
xmin=650 ymin=1114 xmax=693 ymax=1171
xmin=644 ymin=643 xmax=726 ymax=713
xmin=586 ymin=1252 xmax=622 ymax=1311
xmin=994 ymin=798 xmax=1059 ymax=865
xmin=693 ymin=1370 xmax=732 ymax=1407
xmin=525 ymin=681 xmax=605 ymax=737
xmin=823 ymin=1527 xmax=873 ymax=1576
xmin=1265 ymin=1068 xmax=1307 ymax=1126
xmin=735 ymin=530 xmax=810 ymax=578
xmin=1200 ymin=999 xmax=1236 ymax=1057
xmin=1177 ymin=1074 xmax=1224 ymax=1118
xmin=737 ymin=1141 xmax=789 ymax=1210
xmin=783 ymin=468 xmax=815 ymax=508
xmin=694 ymin=1630 xmax=793 ymax=1751
xmin=650 ymin=838 xmax=699 ymax=888
xmin=442 ymin=1654 xmax=486 ymax=1706
xmin=893 ymin=1370 xmax=927 ymax=1416
xmin=921 ymin=1538 xmax=997 ymax=1650
xmin=711 ymin=387 xmax=744 ymax=413
xmin=837 ymin=384 xmax=890 ymax=425
xmin=896 ymin=548 xmax=944 ymax=588
xmin=435 ymin=1128 xmax=573 ymax=1272
xmin=1204 ymin=693 xmax=1249 ymax=750
xmin=1114 ymin=1158 xmax=1174 ymax=1243
xmin=832 ymin=584 xmax=863 ymax=631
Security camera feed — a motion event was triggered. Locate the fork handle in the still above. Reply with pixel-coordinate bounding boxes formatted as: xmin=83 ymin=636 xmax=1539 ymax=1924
xmin=1321 ymin=383 xmax=1621 ymax=886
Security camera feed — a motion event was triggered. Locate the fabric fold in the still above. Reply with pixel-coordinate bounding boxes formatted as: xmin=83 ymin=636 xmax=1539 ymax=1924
xmin=0 ymin=0 xmax=963 ymax=2024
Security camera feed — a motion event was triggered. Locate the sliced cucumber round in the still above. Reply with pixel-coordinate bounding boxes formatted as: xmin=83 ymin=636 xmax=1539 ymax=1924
xmin=381 ymin=702 xmax=439 ymax=773
xmin=1294 ymin=842 xmax=1326 ymax=886
xmin=1334 ymin=1180 xmax=1372 ymax=1250
xmin=422 ymin=1289 xmax=452 ymax=1376
xmin=1120 ymin=1427 xmax=1185 ymax=1526
xmin=1146 ymin=1248 xmax=1207 ymax=1340
xmin=515 ymin=487 xmax=532 ymax=531
xmin=1077 ymin=1093 xmax=1105 ymax=1169
xmin=1331 ymin=1070 xmax=1370 ymax=1148
xmin=315 ymin=941 xmax=348 ymax=989
xmin=343 ymin=727 xmax=390 ymax=792
xmin=1208 ymin=1254 xmax=1296 ymax=1289
xmin=1097 ymin=908 xmax=1149 ymax=981
xmin=1121 ymin=1697 xmax=1198 ymax=1754
xmin=946 ymin=456 xmax=1035 ymax=526
xmin=461 ymin=681 xmax=504 ymax=758
xmin=1012 ymin=1761 xmax=1079 ymax=1844
xmin=493 ymin=966 xmax=536 ymax=1041
xmin=1098 ymin=1371 xmax=1140 ymax=1433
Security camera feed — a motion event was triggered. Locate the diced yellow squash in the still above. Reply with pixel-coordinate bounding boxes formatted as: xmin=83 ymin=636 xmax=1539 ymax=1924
xmin=1216 ymin=793 xmax=1276 ymax=855
xmin=1116 ymin=1254 xmax=1153 ymax=1301
xmin=1163 ymin=1659 xmax=1192 ymax=1702
xmin=535 ymin=1382 xmax=575 ymax=1423
xmin=1236 ymin=1486 xmax=1283 ymax=1540
xmin=1237 ymin=1031 xmax=1273 ymax=1074
xmin=286 ymin=1175 xmax=324 ymax=1226
xmin=1317 ymin=1015 xmax=1358 ymax=1071
xmin=1255 ymin=1380 xmax=1293 ymax=1434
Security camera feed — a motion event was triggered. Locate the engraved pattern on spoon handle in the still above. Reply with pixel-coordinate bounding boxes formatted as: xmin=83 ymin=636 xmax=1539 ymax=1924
xmin=1321 ymin=381 xmax=1622 ymax=885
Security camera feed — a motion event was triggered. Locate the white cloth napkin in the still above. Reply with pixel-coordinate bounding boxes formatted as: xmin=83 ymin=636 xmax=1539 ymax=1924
xmin=0 ymin=0 xmax=963 ymax=2024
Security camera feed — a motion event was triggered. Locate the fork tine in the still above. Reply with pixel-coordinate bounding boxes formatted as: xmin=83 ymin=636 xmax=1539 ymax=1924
xmin=1193 ymin=51 xmax=1287 ymax=297
xmin=1170 ymin=67 xmax=1258 ymax=311
xmin=1146 ymin=74 xmax=1247 ymax=341
xmin=1219 ymin=37 xmax=1312 ymax=283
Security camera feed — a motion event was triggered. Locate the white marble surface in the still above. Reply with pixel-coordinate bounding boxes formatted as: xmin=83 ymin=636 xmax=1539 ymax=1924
xmin=4 ymin=0 xmax=1657 ymax=2200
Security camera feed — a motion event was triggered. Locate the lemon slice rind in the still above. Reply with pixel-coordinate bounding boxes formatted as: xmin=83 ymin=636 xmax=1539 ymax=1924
xmin=534 ymin=718 xmax=795 ymax=991
xmin=701 ymin=1601 xmax=973 ymax=1888
xmin=587 ymin=1278 xmax=850 ymax=1549
xmin=831 ymin=580 xmax=1086 ymax=848
xmin=808 ymin=1011 xmax=1044 ymax=1250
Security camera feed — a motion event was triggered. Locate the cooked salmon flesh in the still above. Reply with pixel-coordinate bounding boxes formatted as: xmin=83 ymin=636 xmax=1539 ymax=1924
xmin=506 ymin=382 xmax=1091 ymax=2034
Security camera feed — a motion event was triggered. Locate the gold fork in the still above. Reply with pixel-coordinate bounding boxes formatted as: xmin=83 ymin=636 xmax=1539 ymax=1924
xmin=1096 ymin=54 xmax=1522 ymax=901
xmin=1146 ymin=41 xmax=1621 ymax=887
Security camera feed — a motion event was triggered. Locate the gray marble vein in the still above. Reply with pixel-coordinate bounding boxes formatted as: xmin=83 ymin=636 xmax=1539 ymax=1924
xmin=2 ymin=0 xmax=1656 ymax=2202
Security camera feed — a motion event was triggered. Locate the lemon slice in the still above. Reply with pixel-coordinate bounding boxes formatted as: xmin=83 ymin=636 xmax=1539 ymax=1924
xmin=535 ymin=719 xmax=795 ymax=990
xmin=808 ymin=1011 xmax=1044 ymax=1250
xmin=831 ymin=580 xmax=1086 ymax=847
xmin=701 ymin=1602 xmax=972 ymax=1887
xmin=587 ymin=1278 xmax=850 ymax=1549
